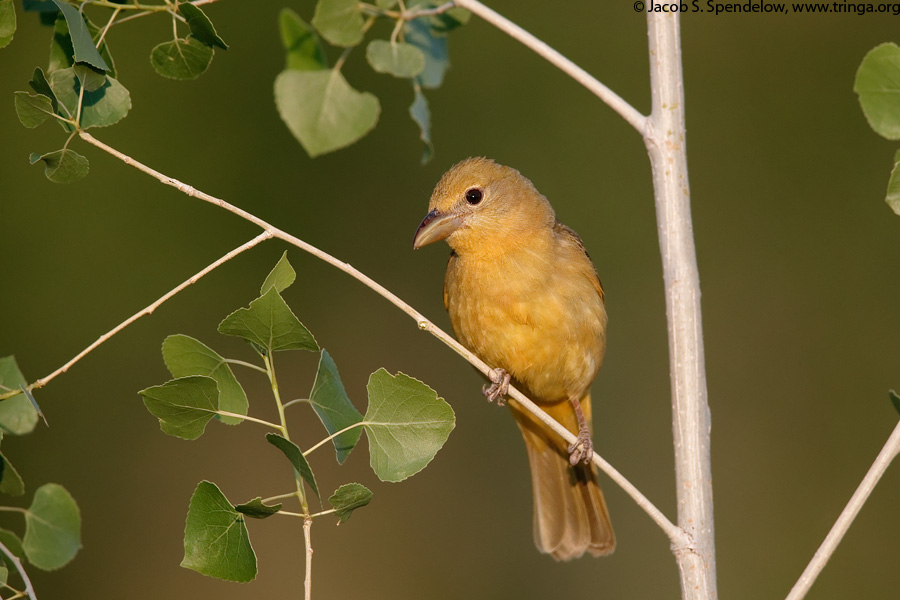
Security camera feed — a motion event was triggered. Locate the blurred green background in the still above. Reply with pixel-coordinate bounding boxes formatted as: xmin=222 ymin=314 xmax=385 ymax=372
xmin=2 ymin=1 xmax=900 ymax=598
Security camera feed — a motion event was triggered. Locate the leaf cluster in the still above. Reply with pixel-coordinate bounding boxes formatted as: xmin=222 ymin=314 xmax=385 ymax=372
xmin=138 ymin=253 xmax=455 ymax=583
xmin=4 ymin=0 xmax=470 ymax=188
xmin=275 ymin=0 xmax=470 ymax=161
xmin=7 ymin=0 xmax=228 ymax=183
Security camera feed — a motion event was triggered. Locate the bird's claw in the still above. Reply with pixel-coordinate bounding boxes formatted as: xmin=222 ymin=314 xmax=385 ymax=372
xmin=567 ymin=427 xmax=594 ymax=466
xmin=482 ymin=368 xmax=510 ymax=406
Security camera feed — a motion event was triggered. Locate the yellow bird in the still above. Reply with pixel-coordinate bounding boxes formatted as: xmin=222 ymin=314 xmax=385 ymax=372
xmin=413 ymin=157 xmax=614 ymax=560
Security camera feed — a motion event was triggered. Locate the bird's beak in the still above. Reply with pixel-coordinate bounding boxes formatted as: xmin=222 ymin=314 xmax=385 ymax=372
xmin=413 ymin=209 xmax=463 ymax=249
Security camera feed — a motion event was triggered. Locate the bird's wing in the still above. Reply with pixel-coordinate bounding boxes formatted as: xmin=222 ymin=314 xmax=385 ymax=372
xmin=553 ymin=222 xmax=604 ymax=301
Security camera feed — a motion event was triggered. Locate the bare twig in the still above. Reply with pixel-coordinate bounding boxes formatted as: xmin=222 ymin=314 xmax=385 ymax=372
xmin=452 ymin=0 xmax=647 ymax=134
xmin=22 ymin=231 xmax=271 ymax=395
xmin=786 ymin=419 xmax=900 ymax=600
xmin=76 ymin=130 xmax=682 ymax=545
xmin=0 ymin=539 xmax=37 ymax=600
xmin=645 ymin=12 xmax=717 ymax=600
xmin=303 ymin=517 xmax=313 ymax=600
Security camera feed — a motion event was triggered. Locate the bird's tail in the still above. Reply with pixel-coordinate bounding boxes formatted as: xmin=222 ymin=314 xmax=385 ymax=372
xmin=510 ymin=392 xmax=615 ymax=560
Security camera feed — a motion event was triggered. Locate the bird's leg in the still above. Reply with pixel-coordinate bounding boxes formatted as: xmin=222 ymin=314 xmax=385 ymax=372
xmin=482 ymin=368 xmax=510 ymax=406
xmin=566 ymin=396 xmax=594 ymax=465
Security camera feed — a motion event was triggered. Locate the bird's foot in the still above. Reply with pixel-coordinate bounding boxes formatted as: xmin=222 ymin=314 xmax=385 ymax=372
xmin=567 ymin=396 xmax=594 ymax=465
xmin=567 ymin=428 xmax=594 ymax=466
xmin=481 ymin=368 xmax=510 ymax=406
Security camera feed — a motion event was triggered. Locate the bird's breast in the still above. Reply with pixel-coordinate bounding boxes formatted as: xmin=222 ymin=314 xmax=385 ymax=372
xmin=445 ymin=249 xmax=606 ymax=403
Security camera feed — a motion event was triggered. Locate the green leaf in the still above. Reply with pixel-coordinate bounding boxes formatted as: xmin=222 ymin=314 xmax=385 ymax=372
xmin=0 ymin=0 xmax=16 ymax=49
xmin=0 ymin=529 xmax=24 ymax=563
xmin=0 ymin=356 xmax=38 ymax=435
xmin=49 ymin=13 xmax=74 ymax=73
xmin=28 ymin=67 xmax=58 ymax=112
xmin=150 ymin=36 xmax=213 ymax=80
xmin=139 ymin=376 xmax=219 ymax=440
xmin=280 ymin=8 xmax=327 ymax=71
xmin=48 ymin=67 xmax=131 ymax=128
xmin=23 ymin=483 xmax=81 ymax=571
xmin=275 ymin=68 xmax=380 ymax=157
xmin=404 ymin=18 xmax=448 ymax=89
xmin=29 ymin=149 xmax=89 ymax=184
xmin=855 ymin=43 xmax=900 ymax=140
xmin=49 ymin=0 xmax=108 ymax=71
xmin=312 ymin=0 xmax=364 ymax=47
xmin=260 ymin=251 xmax=296 ymax=294
xmin=15 ymin=91 xmax=54 ymax=128
xmin=182 ymin=481 xmax=256 ymax=583
xmin=162 ymin=335 xmax=248 ymax=425
xmin=234 ymin=497 xmax=282 ymax=519
xmin=885 ymin=155 xmax=900 ymax=216
xmin=218 ymin=287 xmax=318 ymax=354
xmin=0 ymin=446 xmax=25 ymax=496
xmin=73 ymin=63 xmax=105 ymax=93
xmin=49 ymin=14 xmax=116 ymax=78
xmin=328 ymin=483 xmax=372 ymax=524
xmin=376 ymin=0 xmax=397 ymax=7
xmin=366 ymin=40 xmax=425 ymax=78
xmin=309 ymin=349 xmax=362 ymax=463
xmin=890 ymin=390 xmax=900 ymax=416
xmin=266 ymin=433 xmax=320 ymax=502
xmin=409 ymin=84 xmax=433 ymax=164
xmin=363 ymin=370 xmax=454 ymax=482
xmin=179 ymin=2 xmax=227 ymax=50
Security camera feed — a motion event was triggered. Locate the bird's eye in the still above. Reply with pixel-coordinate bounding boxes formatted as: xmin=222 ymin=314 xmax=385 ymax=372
xmin=465 ymin=188 xmax=483 ymax=205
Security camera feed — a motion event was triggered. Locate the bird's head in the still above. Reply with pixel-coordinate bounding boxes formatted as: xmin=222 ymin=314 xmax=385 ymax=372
xmin=413 ymin=157 xmax=555 ymax=255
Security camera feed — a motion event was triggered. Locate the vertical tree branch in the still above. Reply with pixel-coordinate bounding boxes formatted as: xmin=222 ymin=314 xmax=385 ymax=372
xmin=645 ymin=12 xmax=718 ymax=600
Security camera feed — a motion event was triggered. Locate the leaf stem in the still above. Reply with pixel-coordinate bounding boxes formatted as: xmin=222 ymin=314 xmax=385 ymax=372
xmin=215 ymin=411 xmax=282 ymax=430
xmin=223 ymin=358 xmax=267 ymax=373
xmin=95 ymin=6 xmax=121 ymax=47
xmin=786 ymin=418 xmax=900 ymax=600
xmin=272 ymin=510 xmax=306 ymax=518
xmin=262 ymin=491 xmax=299 ymax=504
xmin=282 ymin=398 xmax=310 ymax=409
xmin=0 ymin=539 xmax=35 ymax=600
xmin=333 ymin=14 xmax=377 ymax=72
xmin=303 ymin=422 xmax=365 ymax=457
xmin=82 ymin=0 xmax=167 ymax=10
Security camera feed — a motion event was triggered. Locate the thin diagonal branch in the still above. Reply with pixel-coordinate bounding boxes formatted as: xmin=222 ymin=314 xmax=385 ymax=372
xmin=786 ymin=418 xmax=900 ymax=600
xmin=23 ymin=231 xmax=271 ymax=394
xmin=77 ymin=130 xmax=684 ymax=546
xmin=452 ymin=0 xmax=647 ymax=134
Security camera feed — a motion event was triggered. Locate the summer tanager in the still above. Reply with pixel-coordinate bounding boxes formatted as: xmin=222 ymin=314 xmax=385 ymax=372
xmin=413 ymin=157 xmax=614 ymax=560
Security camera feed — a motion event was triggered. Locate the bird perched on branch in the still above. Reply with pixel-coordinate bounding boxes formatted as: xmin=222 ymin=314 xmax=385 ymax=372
xmin=413 ymin=157 xmax=614 ymax=560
